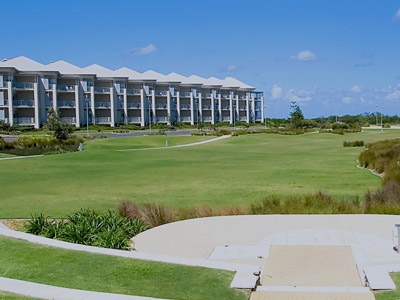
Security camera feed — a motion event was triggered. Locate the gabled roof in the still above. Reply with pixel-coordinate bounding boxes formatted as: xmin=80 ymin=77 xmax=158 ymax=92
xmin=141 ymin=70 xmax=170 ymax=82
xmin=222 ymin=77 xmax=255 ymax=90
xmin=114 ymin=67 xmax=142 ymax=80
xmin=44 ymin=60 xmax=88 ymax=75
xmin=164 ymin=72 xmax=187 ymax=82
xmin=185 ymin=75 xmax=207 ymax=85
xmin=83 ymin=64 xmax=126 ymax=79
xmin=203 ymin=76 xmax=224 ymax=87
xmin=0 ymin=56 xmax=47 ymax=72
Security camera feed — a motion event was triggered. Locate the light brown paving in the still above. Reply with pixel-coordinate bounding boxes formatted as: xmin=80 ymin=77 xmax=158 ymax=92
xmin=262 ymin=246 xmax=362 ymax=287
xmin=250 ymin=291 xmax=375 ymax=300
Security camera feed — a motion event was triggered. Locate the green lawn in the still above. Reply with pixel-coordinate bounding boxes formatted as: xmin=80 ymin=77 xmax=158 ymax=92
xmin=0 ymin=236 xmax=246 ymax=300
xmin=0 ymin=130 xmax=399 ymax=218
xmin=0 ymin=292 xmax=37 ymax=300
xmin=0 ymin=153 xmax=14 ymax=158
xmin=374 ymin=273 xmax=400 ymax=300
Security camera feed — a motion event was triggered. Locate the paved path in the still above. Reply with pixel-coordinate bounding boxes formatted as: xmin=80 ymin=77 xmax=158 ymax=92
xmin=116 ymin=135 xmax=231 ymax=151
xmin=0 ymin=154 xmax=43 ymax=161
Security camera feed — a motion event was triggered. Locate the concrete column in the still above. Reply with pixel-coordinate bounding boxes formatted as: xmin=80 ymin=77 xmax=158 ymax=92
xmin=198 ymin=93 xmax=202 ymax=122
xmin=151 ymin=90 xmax=156 ymax=124
xmin=211 ymin=94 xmax=215 ymax=125
xmin=7 ymin=81 xmax=13 ymax=126
xmin=52 ymin=84 xmax=57 ymax=111
xmin=218 ymin=94 xmax=222 ymax=123
xmin=229 ymin=94 xmax=233 ymax=125
xmin=167 ymin=91 xmax=171 ymax=125
xmin=190 ymin=92 xmax=194 ymax=125
xmin=261 ymin=96 xmax=264 ymax=121
xmin=176 ymin=91 xmax=181 ymax=122
xmin=110 ymin=87 xmax=115 ymax=127
xmin=74 ymin=84 xmax=80 ymax=128
xmin=236 ymin=95 xmax=239 ymax=121
xmin=33 ymin=82 xmax=40 ymax=129
xmin=251 ymin=97 xmax=255 ymax=123
xmin=90 ymin=87 xmax=95 ymax=124
xmin=123 ymin=88 xmax=128 ymax=125
xmin=140 ymin=89 xmax=145 ymax=127
xmin=246 ymin=96 xmax=250 ymax=124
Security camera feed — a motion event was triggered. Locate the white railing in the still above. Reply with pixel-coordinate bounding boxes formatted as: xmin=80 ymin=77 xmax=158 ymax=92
xmin=202 ymin=105 xmax=211 ymax=110
xmin=13 ymin=82 xmax=34 ymax=89
xmin=14 ymin=117 xmax=35 ymax=125
xmin=156 ymin=116 xmax=168 ymax=122
xmin=180 ymin=104 xmax=190 ymax=110
xmin=221 ymin=116 xmax=230 ymax=122
xmin=0 ymin=100 xmax=8 ymax=106
xmin=202 ymin=93 xmax=212 ymax=98
xmin=94 ymin=87 xmax=110 ymax=93
xmin=212 ymin=94 xmax=219 ymax=99
xmin=203 ymin=116 xmax=212 ymax=121
xmin=221 ymin=94 xmax=230 ymax=99
xmin=180 ymin=92 xmax=191 ymax=97
xmin=3 ymin=118 xmax=9 ymax=123
xmin=180 ymin=117 xmax=191 ymax=122
xmin=156 ymin=103 xmax=167 ymax=109
xmin=222 ymin=105 xmax=230 ymax=110
xmin=239 ymin=116 xmax=247 ymax=121
xmin=84 ymin=85 xmax=93 ymax=92
xmin=57 ymin=84 xmax=75 ymax=91
xmin=155 ymin=90 xmax=168 ymax=96
xmin=95 ymin=117 xmax=111 ymax=124
xmin=239 ymin=106 xmax=247 ymax=110
xmin=13 ymin=100 xmax=34 ymax=107
xmin=238 ymin=95 xmax=248 ymax=100
xmin=128 ymin=117 xmax=141 ymax=123
xmin=60 ymin=117 xmax=76 ymax=124
xmin=127 ymin=102 xmax=141 ymax=109
xmin=95 ymin=102 xmax=111 ymax=108
xmin=57 ymin=101 xmax=75 ymax=108
xmin=127 ymin=89 xmax=141 ymax=95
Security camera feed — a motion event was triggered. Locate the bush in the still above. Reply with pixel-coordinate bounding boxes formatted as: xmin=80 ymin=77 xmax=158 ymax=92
xmin=343 ymin=140 xmax=364 ymax=147
xmin=23 ymin=209 xmax=147 ymax=250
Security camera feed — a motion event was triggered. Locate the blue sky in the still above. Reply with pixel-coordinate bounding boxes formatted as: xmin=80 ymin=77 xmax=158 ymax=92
xmin=1 ymin=0 xmax=400 ymax=118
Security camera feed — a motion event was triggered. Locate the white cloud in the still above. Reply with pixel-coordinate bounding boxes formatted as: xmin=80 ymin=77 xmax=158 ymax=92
xmin=386 ymin=90 xmax=400 ymax=100
xmin=286 ymin=88 xmax=315 ymax=102
xmin=360 ymin=96 xmax=366 ymax=103
xmin=394 ymin=8 xmax=400 ymax=21
xmin=227 ymin=65 xmax=237 ymax=71
xmin=125 ymin=44 xmax=157 ymax=56
xmin=271 ymin=84 xmax=283 ymax=99
xmin=351 ymin=85 xmax=362 ymax=93
xmin=290 ymin=50 xmax=317 ymax=61
xmin=342 ymin=97 xmax=353 ymax=104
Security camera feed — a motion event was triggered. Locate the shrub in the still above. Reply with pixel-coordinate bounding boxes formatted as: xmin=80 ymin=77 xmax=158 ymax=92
xmin=140 ymin=203 xmax=175 ymax=228
xmin=343 ymin=140 xmax=364 ymax=147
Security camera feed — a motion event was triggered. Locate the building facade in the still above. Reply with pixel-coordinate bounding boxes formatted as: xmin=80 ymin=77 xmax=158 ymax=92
xmin=0 ymin=57 xmax=264 ymax=129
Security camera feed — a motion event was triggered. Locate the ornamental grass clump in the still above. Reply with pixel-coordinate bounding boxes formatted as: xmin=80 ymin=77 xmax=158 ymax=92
xmin=23 ymin=209 xmax=147 ymax=250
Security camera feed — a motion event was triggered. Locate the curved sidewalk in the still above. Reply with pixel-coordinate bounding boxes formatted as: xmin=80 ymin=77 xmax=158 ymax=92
xmin=116 ymin=135 xmax=231 ymax=151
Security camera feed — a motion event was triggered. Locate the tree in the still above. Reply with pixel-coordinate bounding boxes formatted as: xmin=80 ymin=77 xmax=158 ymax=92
xmin=46 ymin=108 xmax=73 ymax=140
xmin=289 ymin=101 xmax=304 ymax=128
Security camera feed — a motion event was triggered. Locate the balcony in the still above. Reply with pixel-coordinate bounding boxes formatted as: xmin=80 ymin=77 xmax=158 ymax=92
xmin=180 ymin=117 xmax=191 ymax=122
xmin=0 ymin=81 xmax=8 ymax=88
xmin=202 ymin=105 xmax=212 ymax=110
xmin=127 ymin=102 xmax=141 ymax=109
xmin=13 ymin=100 xmax=34 ymax=107
xmin=94 ymin=87 xmax=110 ymax=94
xmin=155 ymin=103 xmax=167 ymax=109
xmin=212 ymin=94 xmax=219 ymax=99
xmin=221 ymin=94 xmax=230 ymax=99
xmin=13 ymin=82 xmax=34 ymax=90
xmin=84 ymin=85 xmax=93 ymax=93
xmin=180 ymin=104 xmax=191 ymax=110
xmin=45 ymin=83 xmax=54 ymax=90
xmin=14 ymin=117 xmax=35 ymax=125
xmin=239 ymin=106 xmax=247 ymax=111
xmin=238 ymin=95 xmax=248 ymax=100
xmin=221 ymin=116 xmax=230 ymax=122
xmin=45 ymin=101 xmax=53 ymax=108
xmin=127 ymin=117 xmax=141 ymax=123
xmin=155 ymin=90 xmax=168 ymax=96
xmin=127 ymin=89 xmax=141 ymax=95
xmin=202 ymin=93 xmax=212 ymax=99
xmin=156 ymin=116 xmax=168 ymax=122
xmin=222 ymin=105 xmax=230 ymax=110
xmin=57 ymin=101 xmax=75 ymax=108
xmin=57 ymin=84 xmax=75 ymax=91
xmin=203 ymin=116 xmax=212 ymax=122
xmin=180 ymin=92 xmax=191 ymax=98
xmin=95 ymin=102 xmax=111 ymax=109
xmin=0 ymin=100 xmax=8 ymax=106
xmin=239 ymin=116 xmax=247 ymax=121
xmin=60 ymin=117 xmax=76 ymax=124
xmin=95 ymin=117 xmax=111 ymax=124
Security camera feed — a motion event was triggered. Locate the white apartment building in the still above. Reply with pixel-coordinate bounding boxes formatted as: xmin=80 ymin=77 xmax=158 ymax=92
xmin=0 ymin=56 xmax=264 ymax=129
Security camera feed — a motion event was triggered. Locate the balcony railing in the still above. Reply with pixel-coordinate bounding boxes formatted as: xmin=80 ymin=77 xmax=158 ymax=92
xmin=202 ymin=93 xmax=212 ymax=98
xmin=95 ymin=117 xmax=111 ymax=124
xmin=212 ymin=94 xmax=219 ymax=99
xmin=13 ymin=82 xmax=34 ymax=90
xmin=95 ymin=102 xmax=111 ymax=108
xmin=84 ymin=85 xmax=93 ymax=93
xmin=180 ymin=104 xmax=191 ymax=110
xmin=239 ymin=106 xmax=247 ymax=111
xmin=127 ymin=102 xmax=141 ymax=109
xmin=180 ymin=117 xmax=191 ymax=122
xmin=14 ymin=117 xmax=35 ymax=125
xmin=127 ymin=89 xmax=141 ymax=95
xmin=45 ymin=84 xmax=54 ymax=90
xmin=94 ymin=87 xmax=110 ymax=93
xmin=155 ymin=90 xmax=168 ymax=96
xmin=202 ymin=105 xmax=211 ymax=110
xmin=0 ymin=81 xmax=8 ymax=88
xmin=156 ymin=116 xmax=168 ymax=122
xmin=222 ymin=105 xmax=230 ymax=110
xmin=0 ymin=99 xmax=8 ymax=106
xmin=221 ymin=94 xmax=230 ymax=99
xmin=45 ymin=101 xmax=53 ymax=108
xmin=57 ymin=84 xmax=75 ymax=91
xmin=203 ymin=116 xmax=212 ymax=121
xmin=127 ymin=117 xmax=141 ymax=123
xmin=60 ymin=117 xmax=76 ymax=124
xmin=155 ymin=103 xmax=167 ymax=109
xmin=180 ymin=92 xmax=191 ymax=97
xmin=221 ymin=116 xmax=230 ymax=122
xmin=238 ymin=95 xmax=247 ymax=100
xmin=57 ymin=101 xmax=75 ymax=108
xmin=13 ymin=100 xmax=34 ymax=107
xmin=239 ymin=116 xmax=247 ymax=121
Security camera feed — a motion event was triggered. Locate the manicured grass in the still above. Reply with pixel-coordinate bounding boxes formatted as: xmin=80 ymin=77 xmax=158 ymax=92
xmin=374 ymin=273 xmax=400 ymax=300
xmin=0 ymin=236 xmax=247 ymax=300
xmin=0 ymin=153 xmax=14 ymax=158
xmin=0 ymin=130 xmax=399 ymax=218
xmin=0 ymin=292 xmax=37 ymax=300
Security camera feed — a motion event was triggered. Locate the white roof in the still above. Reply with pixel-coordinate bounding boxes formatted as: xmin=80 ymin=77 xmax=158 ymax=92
xmin=83 ymin=64 xmax=126 ymax=78
xmin=222 ymin=77 xmax=254 ymax=90
xmin=141 ymin=70 xmax=171 ymax=82
xmin=0 ymin=56 xmax=47 ymax=72
xmin=114 ymin=67 xmax=144 ymax=80
xmin=44 ymin=60 xmax=87 ymax=75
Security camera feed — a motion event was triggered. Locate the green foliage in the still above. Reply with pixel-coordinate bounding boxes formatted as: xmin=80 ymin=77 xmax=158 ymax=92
xmin=23 ymin=209 xmax=147 ymax=250
xmin=45 ymin=108 xmax=74 ymax=140
xmin=289 ymin=101 xmax=304 ymax=128
xmin=343 ymin=140 xmax=364 ymax=147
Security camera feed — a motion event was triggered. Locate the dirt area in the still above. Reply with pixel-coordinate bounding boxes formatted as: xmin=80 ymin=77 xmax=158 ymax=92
xmin=1 ymin=220 xmax=26 ymax=231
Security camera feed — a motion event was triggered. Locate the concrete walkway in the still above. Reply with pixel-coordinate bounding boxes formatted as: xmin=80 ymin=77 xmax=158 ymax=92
xmin=0 ymin=154 xmax=43 ymax=161
xmin=116 ymin=135 xmax=231 ymax=151
xmin=0 ymin=277 xmax=168 ymax=300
